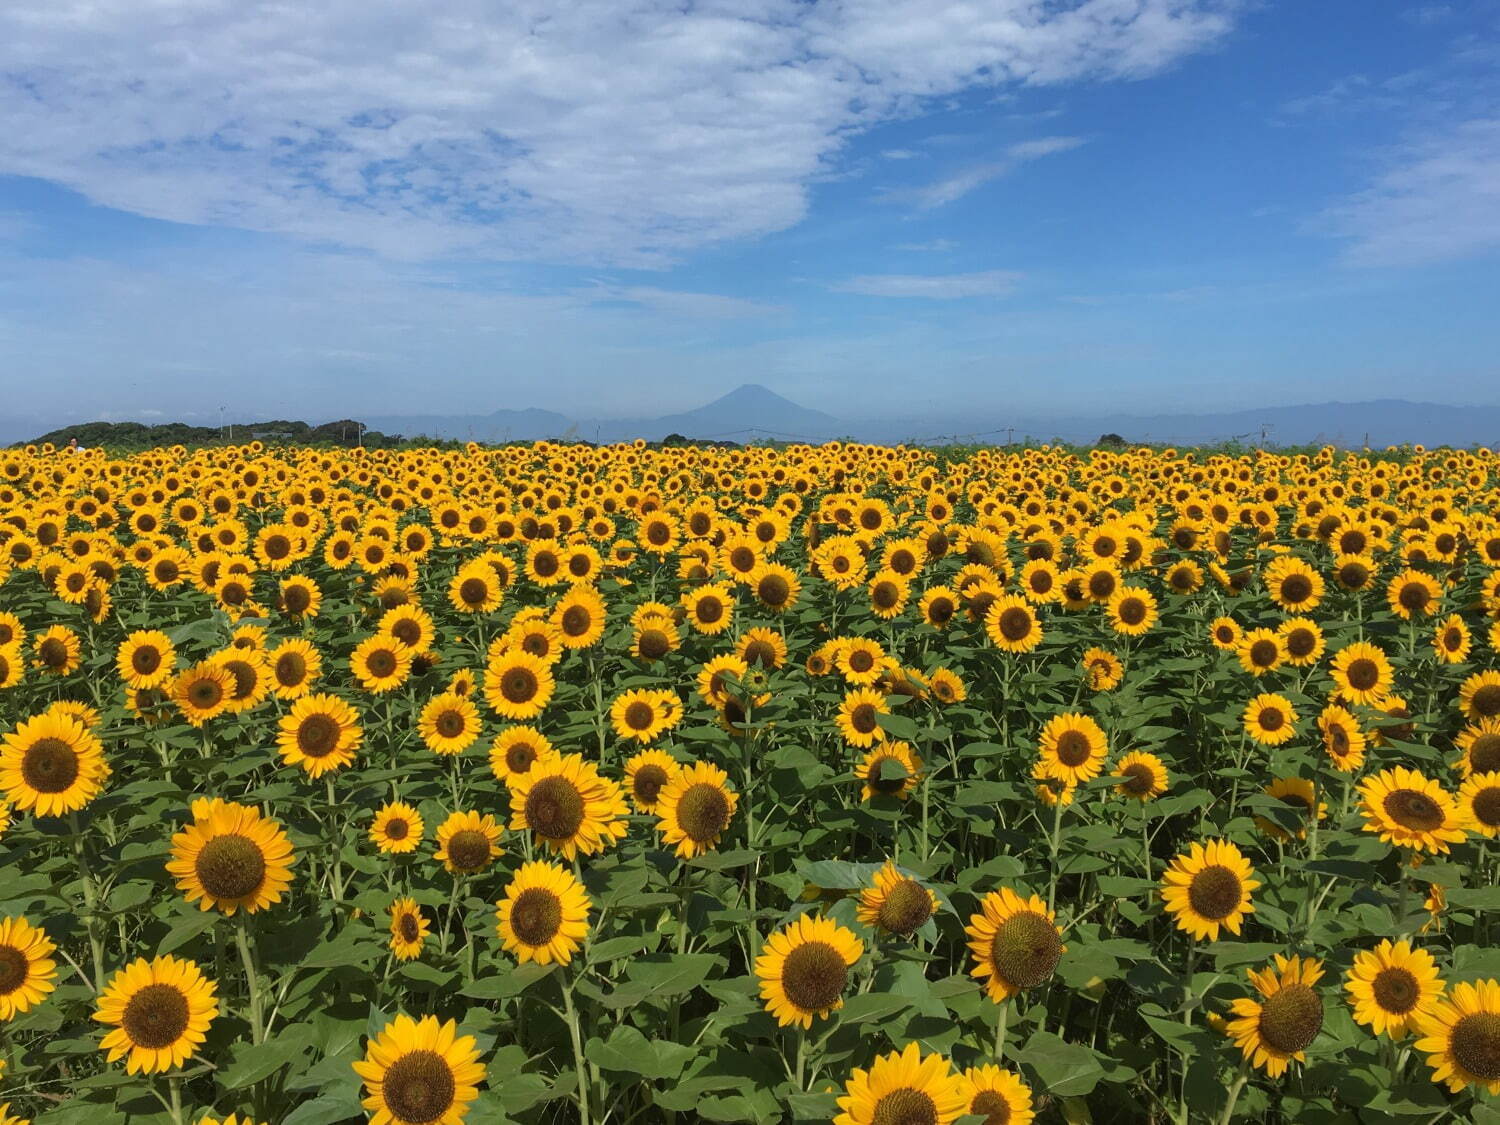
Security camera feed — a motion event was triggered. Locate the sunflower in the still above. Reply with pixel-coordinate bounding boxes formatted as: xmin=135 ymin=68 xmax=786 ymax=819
xmin=0 ymin=710 xmax=107 ymax=817
xmin=266 ymin=639 xmax=321 ymax=700
xmin=93 ymin=955 xmax=217 ymax=1074
xmin=1160 ymin=839 xmax=1259 ymax=941
xmin=1081 ymin=647 xmax=1124 ymax=691
xmin=855 ymin=861 xmax=938 ymax=937
xmin=919 ymin=586 xmax=960 ymax=629
xmin=379 ymin=605 xmax=436 ymax=654
xmin=1106 ymin=586 xmax=1157 ymax=636
xmin=552 ymin=587 xmax=606 ymax=649
xmin=1224 ymin=955 xmax=1326 ymax=1077
xmin=371 ymin=802 xmax=425 ymax=855
xmin=495 ymin=861 xmax=592 ymax=966
xmin=352 ymin=1014 xmax=485 ymax=1125
xmin=750 ymin=562 xmax=801 ymax=613
xmin=631 ymin=615 xmax=679 ymax=662
xmin=835 ymin=688 xmax=890 ymax=748
xmin=1255 ymin=777 xmax=1326 ymax=842
xmin=388 ymin=898 xmax=430 ymax=961
xmin=351 ymin=635 xmax=413 ymax=695
xmin=32 ymin=625 xmax=80 ymax=676
xmin=832 ymin=1041 xmax=968 ymax=1125
xmin=623 ymin=749 xmax=681 ymax=814
xmin=1113 ymin=751 xmax=1169 ymax=801
xmin=609 ymin=689 xmax=682 ymax=744
xmin=1330 ymin=641 xmax=1394 ymax=706
xmin=1458 ymin=772 xmax=1500 ymax=838
xmin=448 ymin=563 xmax=504 ymax=615
xmin=856 ymin=741 xmax=923 ymax=801
xmin=210 ymin=648 xmax=271 ymax=714
xmin=1358 ymin=766 xmax=1468 ymax=854
xmin=1345 ymin=940 xmax=1444 ymax=1039
xmin=755 ymin=914 xmax=863 ymax=1028
xmin=0 ymin=916 xmax=57 ymax=1019
xmin=1455 ymin=718 xmax=1500 ymax=777
xmin=507 ymin=754 xmax=629 ymax=859
xmin=276 ymin=575 xmax=322 ymax=620
xmin=488 ymin=726 xmax=556 ymax=785
xmin=482 ymin=650 xmax=555 ymax=722
xmin=1460 ymin=670 xmax=1500 ymax=722
xmin=737 ymin=627 xmax=788 ymax=670
xmin=1278 ymin=617 xmax=1325 ymax=667
xmin=1243 ymin=693 xmax=1297 ymax=746
xmin=167 ymin=798 xmax=296 ymax=914
xmin=837 ymin=638 xmax=887 ymax=685
xmin=433 ymin=810 xmax=504 ymax=875
xmin=1265 ymin=556 xmax=1324 ymax=611
xmin=1236 ymin=628 xmax=1283 ymax=676
xmin=965 ymin=888 xmax=1065 ymax=1002
xmin=1432 ymin=614 xmax=1472 ymax=664
xmin=418 ymin=692 xmax=482 ymax=757
xmin=984 ymin=595 xmax=1043 ymax=654
xmin=927 ymin=667 xmax=966 ymax=705
xmin=655 ymin=760 xmax=739 ymax=858
xmin=0 ymin=645 xmax=22 ymax=692
xmin=276 ymin=693 xmax=362 ymax=777
xmin=1318 ymin=704 xmax=1367 ymax=773
xmin=1018 ymin=559 xmax=1061 ymax=604
xmin=1387 ymin=569 xmax=1443 ymax=619
xmin=115 ymin=630 xmax=177 ymax=690
xmin=1036 ymin=712 xmax=1108 ymax=786
xmin=1412 ymin=978 xmax=1500 ymax=1094
xmin=958 ymin=1066 xmax=1035 ymax=1125
xmin=1209 ymin=616 xmax=1242 ymax=650
xmin=681 ymin=582 xmax=735 ymax=636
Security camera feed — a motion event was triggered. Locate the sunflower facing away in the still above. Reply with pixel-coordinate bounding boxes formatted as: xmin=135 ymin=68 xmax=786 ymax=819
xmin=833 ymin=1041 xmax=968 ymax=1125
xmin=496 ymin=861 xmax=591 ymax=966
xmin=167 ymin=798 xmax=296 ymax=915
xmin=93 ymin=955 xmax=218 ymax=1074
xmin=1358 ymin=766 xmax=1469 ymax=854
xmin=276 ymin=693 xmax=363 ymax=777
xmin=389 ymin=898 xmax=431 ymax=962
xmin=507 ymin=753 xmax=629 ymax=860
xmin=755 ymin=914 xmax=864 ymax=1028
xmin=0 ymin=709 xmax=107 ymax=817
xmin=0 ymin=915 xmax=57 ymax=1020
xmin=855 ymin=861 xmax=938 ymax=938
xmin=1413 ymin=978 xmax=1500 ymax=1094
xmin=1224 ymin=955 xmax=1326 ymax=1077
xmin=655 ymin=760 xmax=739 ymax=859
xmin=352 ymin=1014 xmax=485 ymax=1125
xmin=1160 ymin=839 xmax=1259 ymax=941
xmin=1036 ymin=712 xmax=1108 ymax=787
xmin=1344 ymin=939 xmax=1445 ymax=1039
xmin=958 ymin=1065 xmax=1035 ymax=1125
xmin=965 ymin=888 xmax=1065 ymax=1002
xmin=433 ymin=810 xmax=504 ymax=876
xmin=371 ymin=801 xmax=425 ymax=855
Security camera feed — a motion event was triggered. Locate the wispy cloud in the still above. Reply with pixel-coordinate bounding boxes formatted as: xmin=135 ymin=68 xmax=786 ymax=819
xmin=833 ymin=270 xmax=1022 ymax=298
xmin=589 ymin=286 xmax=783 ymax=318
xmin=892 ymin=238 xmax=959 ymax=252
xmin=886 ymin=137 xmax=1085 ymax=209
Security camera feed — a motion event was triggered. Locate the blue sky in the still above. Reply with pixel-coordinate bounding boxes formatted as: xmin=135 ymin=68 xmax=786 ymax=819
xmin=1 ymin=0 xmax=1498 ymax=428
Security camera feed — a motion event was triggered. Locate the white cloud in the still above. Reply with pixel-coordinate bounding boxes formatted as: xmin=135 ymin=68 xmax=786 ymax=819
xmin=881 ymin=149 xmax=920 ymax=160
xmin=892 ymin=238 xmax=959 ymax=251
xmin=890 ymin=136 xmax=1086 ymax=208
xmin=833 ymin=269 xmax=1022 ymax=298
xmin=0 ymin=1 xmax=1233 ymax=266
xmin=1322 ymin=118 xmax=1500 ymax=267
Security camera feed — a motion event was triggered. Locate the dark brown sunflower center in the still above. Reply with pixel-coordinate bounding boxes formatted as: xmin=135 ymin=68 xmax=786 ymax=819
xmin=994 ymin=608 xmax=1029 ymax=642
xmin=297 ymin=714 xmax=341 ymax=757
xmin=694 ymin=597 xmax=724 ymax=624
xmin=504 ymin=743 xmax=539 ymax=773
xmin=757 ymin=574 xmax=790 ymax=605
xmin=637 ymin=629 xmax=669 ymax=660
xmin=1257 ymin=984 xmax=1323 ymax=1054
xmin=1474 ymin=685 xmax=1500 ymax=718
xmin=1215 ymin=625 xmax=1236 ymax=644
xmin=398 ymin=912 xmax=420 ymax=943
xmin=445 ymin=829 xmax=492 ymax=872
xmin=384 ymin=817 xmax=410 ymax=840
xmin=560 ymin=606 xmax=591 ymax=636
xmin=1257 ymin=707 xmax=1286 ymax=732
xmin=1442 ymin=627 xmax=1463 ymax=651
xmin=1451 ymin=1013 xmax=1500 ymax=1081
xmin=38 ymin=638 xmax=68 ymax=667
xmin=1398 ymin=583 xmax=1431 ymax=611
xmin=1347 ymin=658 xmax=1380 ymax=691
xmin=876 ymin=880 xmax=933 ymax=935
xmin=369 ymin=649 xmax=402 ymax=678
xmin=121 ymin=983 xmax=191 ymax=1050
xmin=282 ymin=585 xmax=311 ymax=614
xmin=132 ymin=647 xmax=163 ymax=674
xmin=1088 ymin=572 xmax=1116 ymax=599
xmin=743 ymin=640 xmax=776 ymax=668
xmin=1383 ymin=789 xmax=1444 ymax=832
xmin=1280 ymin=575 xmax=1313 ymax=603
xmin=871 ymin=1088 xmax=937 ymax=1125
xmin=434 ymin=710 xmax=466 ymax=738
xmin=1285 ymin=629 xmax=1316 ymax=658
xmin=990 ymin=911 xmax=1062 ymax=990
xmin=0 ymin=946 xmax=29 ymax=995
xmin=1250 ymin=640 xmax=1279 ymax=667
xmin=1119 ymin=763 xmax=1155 ymax=795
xmin=676 ymin=783 xmax=731 ymax=843
xmin=849 ymin=650 xmax=875 ymax=673
xmin=850 ymin=703 xmax=878 ymax=734
xmin=22 ymin=737 xmax=81 ymax=793
xmin=645 ymin=522 xmax=671 ymax=546
xmin=1055 ymin=731 xmax=1093 ymax=768
xmin=456 ymin=577 xmax=488 ymax=606
xmin=867 ymin=755 xmax=909 ymax=795
xmin=275 ymin=652 xmax=307 ymax=686
xmin=1328 ymin=724 xmax=1351 ymax=756
xmin=501 ymin=667 xmax=539 ymax=703
xmin=970 ymin=1090 xmax=1013 ymax=1125
xmin=1371 ymin=967 xmax=1419 ymax=1014
xmin=194 ymin=833 xmax=267 ymax=901
xmin=1118 ymin=597 xmax=1146 ymax=626
xmin=624 ymin=702 xmax=655 ymax=731
xmin=1339 ymin=562 xmax=1370 ymax=587
xmin=391 ymin=619 xmax=422 ymax=646
xmin=927 ymin=598 xmax=955 ymax=625
xmin=525 ymin=777 xmax=585 ymax=840
xmin=1187 ymin=865 xmax=1242 ymax=921
xmin=382 ymin=1049 xmax=458 ymax=1124
xmin=872 ymin=582 xmax=900 ymax=610
xmin=1472 ymin=786 xmax=1500 ymax=827
xmin=632 ymin=764 xmax=668 ymax=805
xmin=780 ymin=941 xmax=848 ymax=1012
xmin=510 ymin=887 xmax=564 ymax=946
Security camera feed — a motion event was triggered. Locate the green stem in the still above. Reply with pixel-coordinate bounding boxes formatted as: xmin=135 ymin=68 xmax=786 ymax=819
xmin=994 ymin=998 xmax=1010 ymax=1062
xmin=561 ymin=969 xmax=593 ymax=1125
xmin=68 ymin=812 xmax=107 ymax=992
xmin=1217 ymin=1062 xmax=1249 ymax=1125
xmin=168 ymin=1075 xmax=184 ymax=1125
xmin=235 ymin=915 xmax=264 ymax=1045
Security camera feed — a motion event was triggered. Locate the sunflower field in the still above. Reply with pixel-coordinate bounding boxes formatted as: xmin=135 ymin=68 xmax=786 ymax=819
xmin=0 ymin=439 xmax=1498 ymax=1125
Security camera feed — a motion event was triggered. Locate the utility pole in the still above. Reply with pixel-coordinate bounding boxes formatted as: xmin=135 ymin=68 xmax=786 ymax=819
xmin=1259 ymin=423 xmax=1273 ymax=447
xmin=1005 ymin=427 xmax=1014 ymax=447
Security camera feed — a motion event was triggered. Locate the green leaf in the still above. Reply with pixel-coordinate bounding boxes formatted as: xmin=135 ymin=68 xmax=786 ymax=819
xmin=587 ymin=1024 xmax=696 ymax=1080
xmin=220 ymin=1025 xmax=318 ymax=1088
xmin=1014 ymin=1031 xmax=1107 ymax=1097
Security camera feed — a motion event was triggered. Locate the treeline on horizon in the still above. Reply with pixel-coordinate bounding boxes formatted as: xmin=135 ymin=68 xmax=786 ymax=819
xmin=26 ymin=418 xmax=418 ymax=451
